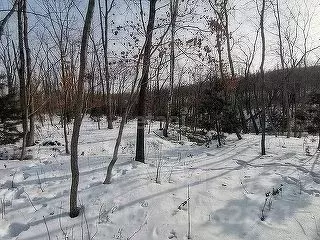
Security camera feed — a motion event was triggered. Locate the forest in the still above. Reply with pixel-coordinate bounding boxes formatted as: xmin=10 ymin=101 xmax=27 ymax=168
xmin=0 ymin=0 xmax=320 ymax=239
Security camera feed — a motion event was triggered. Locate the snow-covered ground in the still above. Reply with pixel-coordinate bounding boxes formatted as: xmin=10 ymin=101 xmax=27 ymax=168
xmin=0 ymin=118 xmax=320 ymax=240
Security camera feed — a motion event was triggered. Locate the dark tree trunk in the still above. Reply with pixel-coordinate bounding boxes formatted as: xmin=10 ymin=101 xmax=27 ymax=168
xmin=216 ymin=120 xmax=222 ymax=147
xmin=260 ymin=0 xmax=266 ymax=155
xmin=135 ymin=0 xmax=157 ymax=163
xmin=69 ymin=0 xmax=95 ymax=218
xmin=17 ymin=0 xmax=28 ymax=161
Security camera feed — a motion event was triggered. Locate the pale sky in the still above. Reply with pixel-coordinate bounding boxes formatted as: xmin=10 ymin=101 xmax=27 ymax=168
xmin=1 ymin=0 xmax=320 ymax=73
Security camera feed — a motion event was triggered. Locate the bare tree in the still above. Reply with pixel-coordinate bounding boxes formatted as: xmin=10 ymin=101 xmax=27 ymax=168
xmin=22 ymin=0 xmax=35 ymax=147
xmin=104 ymin=51 xmax=143 ymax=184
xmin=163 ymin=0 xmax=179 ymax=137
xmin=259 ymin=0 xmax=266 ymax=155
xmin=135 ymin=0 xmax=157 ymax=163
xmin=98 ymin=0 xmax=115 ymax=129
xmin=17 ymin=0 xmax=28 ymax=161
xmin=69 ymin=0 xmax=95 ymax=218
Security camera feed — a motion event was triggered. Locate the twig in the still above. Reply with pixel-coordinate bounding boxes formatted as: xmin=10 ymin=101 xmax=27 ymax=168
xmin=80 ymin=209 xmax=84 ymax=240
xmin=187 ymin=185 xmax=191 ymax=239
xmin=155 ymin=154 xmax=162 ymax=184
xmin=178 ymin=198 xmax=189 ymax=210
xmin=24 ymin=190 xmax=37 ymax=211
xmin=43 ymin=216 xmax=51 ymax=240
xmin=98 ymin=203 xmax=105 ymax=224
xmin=83 ymin=207 xmax=91 ymax=240
xmin=127 ymin=218 xmax=147 ymax=240
xmin=90 ymin=220 xmax=99 ymax=240
xmin=261 ymin=198 xmax=268 ymax=221
xmin=37 ymin=170 xmax=44 ymax=192
xmin=58 ymin=201 xmax=67 ymax=239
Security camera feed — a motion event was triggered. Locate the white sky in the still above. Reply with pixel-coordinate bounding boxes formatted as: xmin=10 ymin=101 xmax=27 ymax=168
xmin=1 ymin=0 xmax=320 ymax=73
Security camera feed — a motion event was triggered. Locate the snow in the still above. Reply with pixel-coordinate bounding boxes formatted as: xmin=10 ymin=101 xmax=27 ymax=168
xmin=0 ymin=117 xmax=320 ymax=240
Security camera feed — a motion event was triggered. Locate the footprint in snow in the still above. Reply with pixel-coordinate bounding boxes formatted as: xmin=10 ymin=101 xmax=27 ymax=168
xmin=168 ymin=229 xmax=177 ymax=239
xmin=23 ymin=172 xmax=31 ymax=180
xmin=140 ymin=200 xmax=148 ymax=207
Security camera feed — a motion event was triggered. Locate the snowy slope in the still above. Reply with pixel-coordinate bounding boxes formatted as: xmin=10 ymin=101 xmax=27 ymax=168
xmin=0 ymin=118 xmax=319 ymax=240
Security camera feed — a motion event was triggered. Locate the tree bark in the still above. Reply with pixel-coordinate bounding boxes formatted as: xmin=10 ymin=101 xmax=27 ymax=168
xmin=61 ymin=50 xmax=70 ymax=154
xmin=216 ymin=119 xmax=222 ymax=147
xmin=135 ymin=0 xmax=157 ymax=163
xmin=69 ymin=0 xmax=95 ymax=218
xmin=98 ymin=0 xmax=114 ymax=129
xmin=22 ymin=0 xmax=34 ymax=147
xmin=163 ymin=0 xmax=179 ymax=137
xmin=104 ymin=109 xmax=128 ymax=184
xmin=259 ymin=0 xmax=266 ymax=155
xmin=17 ymin=0 xmax=28 ymax=161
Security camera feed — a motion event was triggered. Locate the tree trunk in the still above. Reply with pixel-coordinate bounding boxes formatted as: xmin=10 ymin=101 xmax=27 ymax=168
xmin=69 ymin=0 xmax=95 ymax=218
xmin=246 ymin=91 xmax=259 ymax=134
xmin=135 ymin=0 xmax=157 ymax=163
xmin=103 ymin=47 xmax=143 ymax=183
xmin=273 ymin=0 xmax=290 ymax=137
xmin=155 ymin=52 xmax=164 ymax=130
xmin=104 ymin=109 xmax=128 ymax=184
xmin=163 ymin=0 xmax=179 ymax=137
xmin=216 ymin=119 xmax=221 ymax=147
xmin=98 ymin=0 xmax=113 ymax=129
xmin=22 ymin=2 xmax=34 ymax=147
xmin=223 ymin=0 xmax=235 ymax=78
xmin=260 ymin=0 xmax=266 ymax=155
xmin=17 ymin=0 xmax=28 ymax=161
xmin=222 ymin=0 xmax=242 ymax=140
xmin=28 ymin=97 xmax=35 ymax=146
xmin=248 ymin=109 xmax=259 ymax=135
